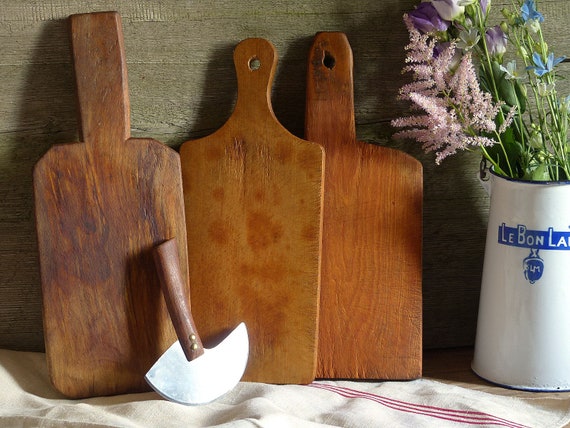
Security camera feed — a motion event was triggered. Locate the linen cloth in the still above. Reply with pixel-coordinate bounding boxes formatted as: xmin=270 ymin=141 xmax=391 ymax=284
xmin=1 ymin=349 xmax=569 ymax=427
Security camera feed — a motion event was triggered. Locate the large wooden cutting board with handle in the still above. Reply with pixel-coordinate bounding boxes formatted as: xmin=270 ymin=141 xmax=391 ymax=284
xmin=180 ymin=38 xmax=324 ymax=384
xmin=33 ymin=12 xmax=188 ymax=398
xmin=305 ymin=32 xmax=423 ymax=379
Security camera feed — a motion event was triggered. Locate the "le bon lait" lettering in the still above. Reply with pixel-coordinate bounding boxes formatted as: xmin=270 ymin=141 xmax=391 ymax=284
xmin=498 ymin=223 xmax=570 ymax=250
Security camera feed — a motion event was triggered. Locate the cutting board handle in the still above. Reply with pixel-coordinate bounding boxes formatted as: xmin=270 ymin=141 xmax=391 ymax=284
xmin=70 ymin=12 xmax=130 ymax=146
xmin=305 ymin=32 xmax=356 ymax=144
xmin=232 ymin=38 xmax=278 ymax=121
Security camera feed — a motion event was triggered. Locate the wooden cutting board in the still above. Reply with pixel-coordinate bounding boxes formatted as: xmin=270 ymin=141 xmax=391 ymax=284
xmin=33 ymin=12 xmax=188 ymax=398
xmin=305 ymin=32 xmax=423 ymax=379
xmin=180 ymin=38 xmax=324 ymax=384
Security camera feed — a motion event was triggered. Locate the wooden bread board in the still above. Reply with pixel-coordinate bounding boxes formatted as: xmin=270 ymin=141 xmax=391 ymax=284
xmin=305 ymin=32 xmax=423 ymax=379
xmin=180 ymin=38 xmax=324 ymax=384
xmin=33 ymin=12 xmax=188 ymax=398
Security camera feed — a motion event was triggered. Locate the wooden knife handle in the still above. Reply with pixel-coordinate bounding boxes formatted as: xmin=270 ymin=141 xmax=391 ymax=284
xmin=153 ymin=238 xmax=204 ymax=361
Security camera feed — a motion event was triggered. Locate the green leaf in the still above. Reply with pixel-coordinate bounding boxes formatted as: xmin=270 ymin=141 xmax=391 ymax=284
xmin=486 ymin=128 xmax=525 ymax=177
xmin=513 ymin=79 xmax=526 ymax=113
xmin=531 ymin=163 xmax=551 ymax=180
xmin=480 ymin=61 xmax=526 ymax=113
xmin=496 ymin=75 xmax=519 ymax=107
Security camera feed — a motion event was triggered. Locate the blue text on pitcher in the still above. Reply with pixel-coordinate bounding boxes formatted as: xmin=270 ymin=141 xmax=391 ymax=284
xmin=498 ymin=224 xmax=570 ymax=284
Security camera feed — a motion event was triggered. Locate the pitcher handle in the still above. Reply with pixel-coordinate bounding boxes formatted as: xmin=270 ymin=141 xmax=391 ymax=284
xmin=479 ymin=159 xmax=492 ymax=196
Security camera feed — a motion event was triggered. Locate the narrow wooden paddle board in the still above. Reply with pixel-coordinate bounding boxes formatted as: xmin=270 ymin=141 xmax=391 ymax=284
xmin=305 ymin=32 xmax=423 ymax=379
xmin=33 ymin=12 xmax=188 ymax=398
xmin=180 ymin=38 xmax=324 ymax=384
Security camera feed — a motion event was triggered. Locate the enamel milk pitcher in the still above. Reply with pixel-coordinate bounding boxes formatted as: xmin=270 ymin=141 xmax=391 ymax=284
xmin=472 ymin=169 xmax=570 ymax=391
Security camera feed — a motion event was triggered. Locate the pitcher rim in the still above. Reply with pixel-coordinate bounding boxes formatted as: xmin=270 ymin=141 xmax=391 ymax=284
xmin=485 ymin=167 xmax=570 ymax=186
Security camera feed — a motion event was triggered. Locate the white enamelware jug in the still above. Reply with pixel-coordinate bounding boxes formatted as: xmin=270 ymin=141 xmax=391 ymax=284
xmin=472 ymin=169 xmax=570 ymax=391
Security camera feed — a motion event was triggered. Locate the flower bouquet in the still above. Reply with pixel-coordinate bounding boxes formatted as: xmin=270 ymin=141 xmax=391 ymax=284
xmin=392 ymin=0 xmax=569 ymax=181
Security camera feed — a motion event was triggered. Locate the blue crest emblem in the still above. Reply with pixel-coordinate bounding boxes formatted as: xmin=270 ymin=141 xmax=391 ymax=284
xmin=523 ymin=249 xmax=544 ymax=284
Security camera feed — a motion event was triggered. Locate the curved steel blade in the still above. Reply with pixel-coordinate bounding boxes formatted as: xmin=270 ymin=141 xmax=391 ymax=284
xmin=145 ymin=322 xmax=249 ymax=405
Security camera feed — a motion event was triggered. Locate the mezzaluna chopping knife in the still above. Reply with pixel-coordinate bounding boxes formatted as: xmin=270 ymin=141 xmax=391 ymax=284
xmin=146 ymin=238 xmax=249 ymax=405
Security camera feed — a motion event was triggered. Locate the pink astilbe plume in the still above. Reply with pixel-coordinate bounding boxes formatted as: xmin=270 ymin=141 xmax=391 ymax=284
xmin=392 ymin=15 xmax=508 ymax=164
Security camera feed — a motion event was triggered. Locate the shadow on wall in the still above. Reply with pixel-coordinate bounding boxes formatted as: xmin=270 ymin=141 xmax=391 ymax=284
xmin=271 ymin=35 xmax=314 ymax=139
xmin=1 ymin=19 xmax=78 ymax=351
xmin=183 ymin=41 xmax=237 ymax=142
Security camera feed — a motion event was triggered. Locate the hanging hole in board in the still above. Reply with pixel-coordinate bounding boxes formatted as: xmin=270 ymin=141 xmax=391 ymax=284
xmin=249 ymin=57 xmax=261 ymax=71
xmin=323 ymin=51 xmax=335 ymax=69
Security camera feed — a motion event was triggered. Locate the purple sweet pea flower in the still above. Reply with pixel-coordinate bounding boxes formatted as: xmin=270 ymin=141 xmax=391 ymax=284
xmin=433 ymin=42 xmax=449 ymax=58
xmin=409 ymin=2 xmax=450 ymax=34
xmin=431 ymin=0 xmax=465 ymax=21
xmin=486 ymin=25 xmax=507 ymax=58
xmin=480 ymin=0 xmax=489 ymax=15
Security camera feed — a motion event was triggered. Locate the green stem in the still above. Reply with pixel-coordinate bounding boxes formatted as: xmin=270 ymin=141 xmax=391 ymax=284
xmin=480 ymin=145 xmax=508 ymax=176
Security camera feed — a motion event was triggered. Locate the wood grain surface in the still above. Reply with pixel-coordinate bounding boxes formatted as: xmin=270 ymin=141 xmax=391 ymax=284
xmin=32 ymin=12 xmax=188 ymax=398
xmin=180 ymin=38 xmax=324 ymax=384
xmin=2 ymin=1 xmax=570 ymax=353
xmin=305 ymin=32 xmax=422 ymax=380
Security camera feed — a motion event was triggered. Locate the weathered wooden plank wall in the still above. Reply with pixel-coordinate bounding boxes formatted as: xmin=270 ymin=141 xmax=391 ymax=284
xmin=1 ymin=0 xmax=569 ymax=352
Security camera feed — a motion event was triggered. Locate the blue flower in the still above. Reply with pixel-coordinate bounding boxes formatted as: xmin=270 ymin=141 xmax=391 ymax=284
xmin=528 ymin=52 xmax=566 ymax=77
xmin=521 ymin=0 xmax=544 ymax=23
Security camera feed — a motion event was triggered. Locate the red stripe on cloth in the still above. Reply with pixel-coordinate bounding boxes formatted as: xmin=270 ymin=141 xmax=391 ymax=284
xmin=309 ymin=383 xmax=530 ymax=428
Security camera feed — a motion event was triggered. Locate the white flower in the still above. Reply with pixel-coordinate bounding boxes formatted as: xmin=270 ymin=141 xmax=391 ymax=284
xmin=431 ymin=0 xmax=466 ymax=21
xmin=457 ymin=28 xmax=480 ymax=50
xmin=560 ymin=95 xmax=570 ymax=114
xmin=499 ymin=60 xmax=521 ymax=80
xmin=537 ymin=81 xmax=555 ymax=96
xmin=525 ymin=18 xmax=542 ymax=34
